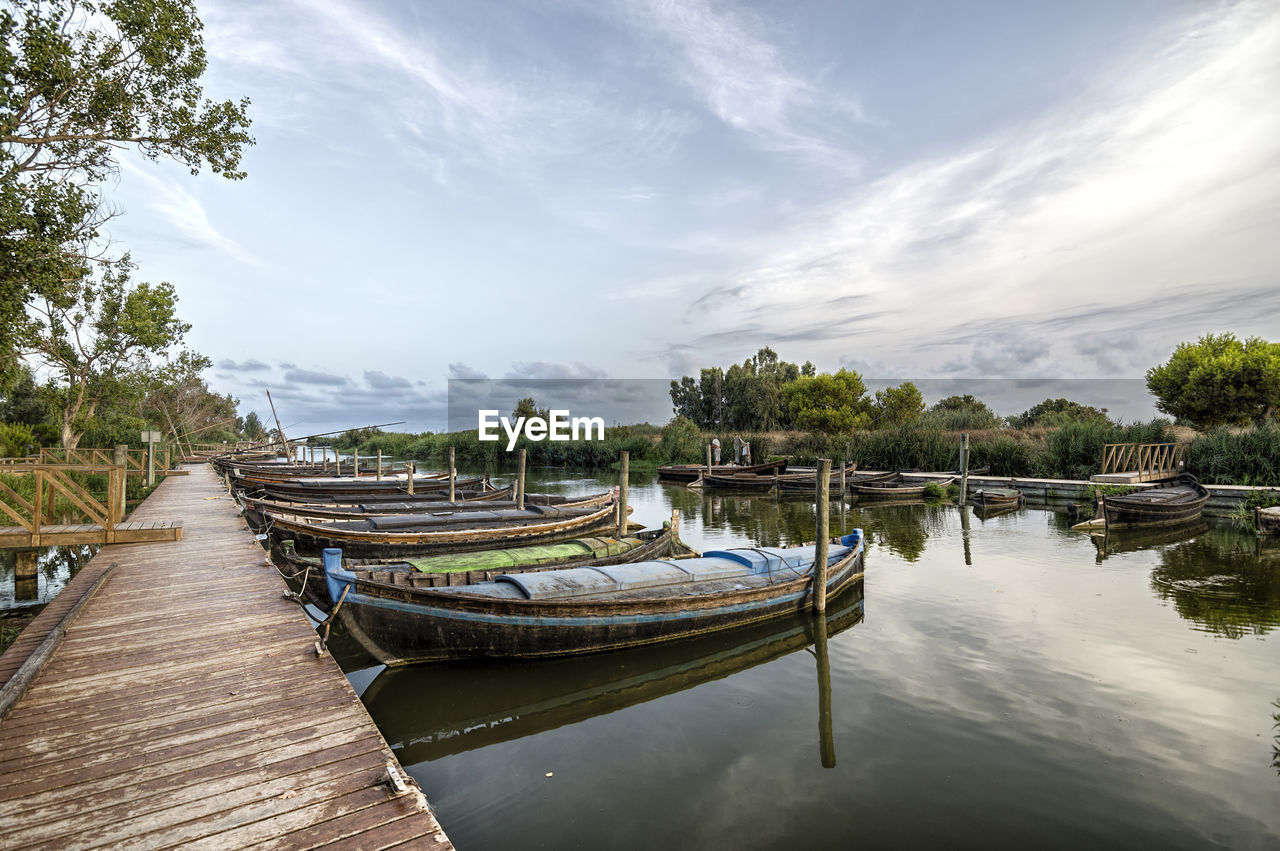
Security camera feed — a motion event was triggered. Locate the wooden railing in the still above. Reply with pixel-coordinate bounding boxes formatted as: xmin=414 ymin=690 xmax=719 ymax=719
xmin=1099 ymin=443 xmax=1187 ymax=478
xmin=0 ymin=463 xmax=125 ymax=539
xmin=39 ymin=447 xmax=150 ymax=475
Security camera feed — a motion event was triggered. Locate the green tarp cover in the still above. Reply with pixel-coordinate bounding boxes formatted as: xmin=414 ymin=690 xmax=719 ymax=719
xmin=406 ymin=536 xmax=640 ymax=573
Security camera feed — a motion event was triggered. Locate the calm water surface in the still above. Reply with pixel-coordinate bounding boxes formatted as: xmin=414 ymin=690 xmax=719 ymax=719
xmin=315 ymin=469 xmax=1279 ymax=849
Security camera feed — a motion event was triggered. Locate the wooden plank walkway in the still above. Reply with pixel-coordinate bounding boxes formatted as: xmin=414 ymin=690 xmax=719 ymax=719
xmin=0 ymin=464 xmax=452 ymax=849
xmin=0 ymin=519 xmax=183 ymax=548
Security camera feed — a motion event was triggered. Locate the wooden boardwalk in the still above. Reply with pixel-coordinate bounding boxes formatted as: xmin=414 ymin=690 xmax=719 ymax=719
xmin=0 ymin=465 xmax=451 ymax=849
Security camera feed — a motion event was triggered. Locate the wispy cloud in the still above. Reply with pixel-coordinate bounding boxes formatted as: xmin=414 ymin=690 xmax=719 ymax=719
xmin=665 ymin=1 xmax=1280 ymax=376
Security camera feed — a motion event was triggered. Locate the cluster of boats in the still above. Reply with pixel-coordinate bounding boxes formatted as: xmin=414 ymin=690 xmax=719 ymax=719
xmin=659 ymin=458 xmax=987 ymax=499
xmin=214 ymin=453 xmax=865 ymax=666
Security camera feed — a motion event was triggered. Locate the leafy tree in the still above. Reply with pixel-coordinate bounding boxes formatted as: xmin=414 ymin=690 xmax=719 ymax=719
xmin=1 ymin=0 xmax=253 ymax=384
xmin=242 ymin=411 xmax=265 ymax=441
xmin=923 ymin=394 xmax=1003 ymax=430
xmin=657 ymin=415 xmax=702 ymax=463
xmin=0 ymin=362 xmax=47 ymax=425
xmin=141 ymin=349 xmax=236 ymax=445
xmin=20 ymin=256 xmax=191 ymax=448
xmin=1007 ymin=397 xmax=1111 ymax=429
xmin=1146 ymin=333 xmax=1280 ymax=429
xmin=783 ymin=368 xmax=870 ymax=433
xmin=511 ymin=397 xmax=548 ymax=421
xmin=872 ymin=382 xmax=925 ymax=428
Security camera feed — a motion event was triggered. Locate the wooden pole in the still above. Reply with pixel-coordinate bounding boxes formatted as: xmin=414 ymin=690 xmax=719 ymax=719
xmin=377 ymin=449 xmax=383 ymax=481
xmin=113 ymin=445 xmax=128 ymax=520
xmin=959 ymin=432 xmax=970 ymax=507
xmin=516 ymin=449 xmax=527 ymax=510
xmin=266 ymin=389 xmax=290 ymax=463
xmin=145 ymin=438 xmax=155 ymax=487
xmin=812 ymin=458 xmax=831 ymax=614
xmin=163 ymin=444 xmax=170 ymax=473
xmin=335 ymin=449 xmax=341 ymax=476
xmin=353 ymin=448 xmax=359 ymax=478
xmin=617 ymin=450 xmax=630 ymax=538
xmin=448 ymin=446 xmax=456 ymax=502
xmin=406 ymin=462 xmax=415 ymax=495
xmin=814 ymin=612 xmax=835 ymax=768
xmin=706 ymin=443 xmax=713 ymax=472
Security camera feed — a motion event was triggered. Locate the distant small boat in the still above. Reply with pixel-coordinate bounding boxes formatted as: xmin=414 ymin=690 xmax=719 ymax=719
xmin=322 ymin=531 xmax=865 ymax=663
xmin=657 ymin=459 xmax=788 ymax=483
xmin=1098 ymin=473 xmax=1209 ymax=528
xmin=971 ymin=487 xmax=1023 ymax=508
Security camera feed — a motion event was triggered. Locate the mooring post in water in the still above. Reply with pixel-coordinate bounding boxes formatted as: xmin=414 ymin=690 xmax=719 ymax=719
xmin=448 ymin=446 xmax=456 ymax=502
xmin=959 ymin=432 xmax=970 ymax=506
xmin=617 ymin=450 xmax=630 ymax=538
xmin=353 ymin=448 xmax=359 ymax=478
xmin=814 ymin=611 xmax=836 ymax=768
xmin=706 ymin=443 xmax=712 ymax=472
xmin=517 ymin=449 xmax=527 ymax=510
xmin=406 ymin=462 xmax=415 ymax=495
xmin=335 ymin=449 xmax=341 ymax=476
xmin=813 ymin=458 xmax=831 ymax=614
xmin=376 ymin=449 xmax=383 ymax=481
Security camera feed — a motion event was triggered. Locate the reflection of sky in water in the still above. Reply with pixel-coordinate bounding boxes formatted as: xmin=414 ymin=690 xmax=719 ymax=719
xmin=335 ymin=471 xmax=1279 ymax=849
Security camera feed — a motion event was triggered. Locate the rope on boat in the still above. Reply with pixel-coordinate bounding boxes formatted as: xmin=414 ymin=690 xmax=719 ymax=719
xmin=314 ymin=582 xmax=350 ymax=656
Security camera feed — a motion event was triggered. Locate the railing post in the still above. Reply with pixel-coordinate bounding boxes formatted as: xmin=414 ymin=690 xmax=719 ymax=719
xmin=32 ymin=471 xmax=43 ymax=537
xmin=113 ymin=445 xmax=128 ymax=520
xmin=448 ymin=446 xmax=456 ymax=502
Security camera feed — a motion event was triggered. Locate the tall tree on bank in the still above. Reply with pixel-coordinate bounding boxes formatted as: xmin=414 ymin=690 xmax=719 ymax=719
xmin=1146 ymin=333 xmax=1280 ymax=429
xmin=21 ymin=255 xmax=192 ymax=449
xmin=0 ymin=0 xmax=253 ymax=387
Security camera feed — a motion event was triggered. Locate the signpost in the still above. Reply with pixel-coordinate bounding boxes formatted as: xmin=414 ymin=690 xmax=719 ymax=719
xmin=141 ymin=430 xmax=162 ymax=486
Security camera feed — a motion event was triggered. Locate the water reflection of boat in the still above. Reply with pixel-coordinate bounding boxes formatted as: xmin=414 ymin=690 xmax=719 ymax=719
xmin=1090 ymin=520 xmax=1208 ymax=562
xmin=359 ymin=578 xmax=864 ymax=763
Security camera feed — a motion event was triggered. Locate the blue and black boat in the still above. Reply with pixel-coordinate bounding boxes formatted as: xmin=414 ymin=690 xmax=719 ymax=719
xmin=321 ymin=530 xmax=864 ymax=664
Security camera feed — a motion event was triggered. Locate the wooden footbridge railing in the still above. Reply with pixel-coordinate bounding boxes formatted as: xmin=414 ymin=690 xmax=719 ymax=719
xmin=1094 ymin=442 xmax=1188 ymax=483
xmin=0 ymin=464 xmax=181 ymax=548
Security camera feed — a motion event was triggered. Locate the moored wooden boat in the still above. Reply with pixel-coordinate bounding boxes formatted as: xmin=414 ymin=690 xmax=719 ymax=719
xmin=657 ymin=459 xmax=788 ymax=483
xmin=971 ymin=487 xmax=1023 ymax=508
xmin=267 ymin=499 xmax=626 ymax=558
xmin=321 ymin=529 xmax=865 ymax=663
xmin=775 ymin=463 xmax=858 ymax=493
xmin=358 ymin=579 xmax=865 ymax=761
xmin=236 ymin=474 xmax=487 ymax=499
xmin=850 ymin=475 xmax=954 ymax=499
xmin=1099 ymin=473 xmax=1209 ymax=529
xmin=699 ymin=472 xmax=782 ymax=491
xmin=278 ymin=516 xmax=697 ymax=608
xmin=240 ymin=489 xmax=611 ymax=529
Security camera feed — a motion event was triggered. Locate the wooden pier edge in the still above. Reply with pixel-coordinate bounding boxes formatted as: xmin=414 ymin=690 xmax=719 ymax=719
xmin=0 ymin=465 xmax=452 ymax=849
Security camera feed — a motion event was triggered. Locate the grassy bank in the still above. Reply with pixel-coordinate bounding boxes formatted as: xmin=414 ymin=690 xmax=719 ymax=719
xmin=330 ymin=421 xmax=1280 ymax=486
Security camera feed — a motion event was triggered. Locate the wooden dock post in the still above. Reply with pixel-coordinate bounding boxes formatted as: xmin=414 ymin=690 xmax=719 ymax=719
xmin=814 ymin=612 xmax=835 ymax=768
xmin=376 ymin=449 xmax=383 ymax=481
xmin=14 ymin=549 xmax=38 ymax=581
xmin=334 ymin=449 xmax=341 ymax=476
xmin=353 ymin=448 xmax=359 ymax=478
xmin=617 ymin=450 xmax=630 ymax=538
xmin=448 ymin=446 xmax=456 ymax=502
xmin=812 ymin=458 xmax=831 ymax=614
xmin=959 ymin=433 xmax=970 ymax=506
xmin=706 ymin=443 xmax=713 ymax=472
xmin=516 ymin=449 xmax=527 ymax=510
xmin=406 ymin=462 xmax=415 ymax=495
xmin=113 ymin=445 xmax=128 ymax=519
xmin=162 ymin=443 xmax=170 ymax=473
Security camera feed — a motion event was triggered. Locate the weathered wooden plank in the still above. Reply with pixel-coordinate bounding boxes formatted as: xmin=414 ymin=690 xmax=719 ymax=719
xmin=0 ymin=464 xmax=449 ymax=848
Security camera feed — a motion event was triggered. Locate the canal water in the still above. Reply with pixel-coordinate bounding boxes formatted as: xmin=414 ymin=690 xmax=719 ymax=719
xmin=292 ymin=469 xmax=1274 ymax=847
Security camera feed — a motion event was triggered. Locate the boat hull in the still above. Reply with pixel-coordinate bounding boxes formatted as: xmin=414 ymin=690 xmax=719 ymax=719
xmin=329 ymin=536 xmax=864 ymax=663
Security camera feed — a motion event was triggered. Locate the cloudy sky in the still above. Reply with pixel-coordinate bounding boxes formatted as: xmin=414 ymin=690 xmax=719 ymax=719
xmin=103 ymin=0 xmax=1280 ymax=432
